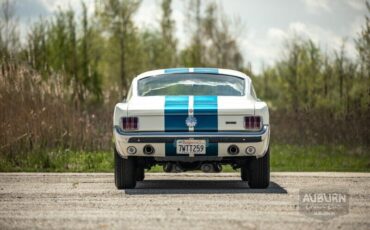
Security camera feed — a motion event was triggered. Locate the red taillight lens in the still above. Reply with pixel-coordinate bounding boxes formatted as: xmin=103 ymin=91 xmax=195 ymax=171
xmin=244 ymin=116 xmax=262 ymax=130
xmin=122 ymin=117 xmax=138 ymax=130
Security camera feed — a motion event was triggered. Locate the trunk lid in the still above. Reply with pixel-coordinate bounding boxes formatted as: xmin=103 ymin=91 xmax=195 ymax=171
xmin=127 ymin=96 xmax=255 ymax=132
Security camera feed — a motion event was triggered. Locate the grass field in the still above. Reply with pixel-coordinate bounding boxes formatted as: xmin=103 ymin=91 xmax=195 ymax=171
xmin=0 ymin=144 xmax=369 ymax=172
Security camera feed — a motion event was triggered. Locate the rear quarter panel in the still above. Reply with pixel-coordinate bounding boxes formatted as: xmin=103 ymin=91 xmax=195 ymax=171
xmin=254 ymin=101 xmax=269 ymax=125
xmin=113 ymin=103 xmax=128 ymax=127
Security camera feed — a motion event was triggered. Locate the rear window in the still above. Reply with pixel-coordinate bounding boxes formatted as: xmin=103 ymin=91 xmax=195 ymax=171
xmin=138 ymin=73 xmax=245 ymax=96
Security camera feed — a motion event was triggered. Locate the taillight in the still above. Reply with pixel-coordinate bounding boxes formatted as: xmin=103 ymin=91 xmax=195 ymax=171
xmin=122 ymin=117 xmax=139 ymax=131
xmin=244 ymin=116 xmax=262 ymax=130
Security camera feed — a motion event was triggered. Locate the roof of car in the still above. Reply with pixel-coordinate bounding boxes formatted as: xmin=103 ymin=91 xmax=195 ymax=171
xmin=135 ymin=68 xmax=251 ymax=81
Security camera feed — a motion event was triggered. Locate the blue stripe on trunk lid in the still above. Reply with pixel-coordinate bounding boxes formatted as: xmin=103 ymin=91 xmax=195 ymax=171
xmin=194 ymin=96 xmax=218 ymax=132
xmin=165 ymin=96 xmax=189 ymax=156
xmin=164 ymin=96 xmax=189 ymax=132
xmin=164 ymin=95 xmax=218 ymax=156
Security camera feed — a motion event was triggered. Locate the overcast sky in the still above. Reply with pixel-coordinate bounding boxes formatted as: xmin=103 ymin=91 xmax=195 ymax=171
xmin=13 ymin=0 xmax=368 ymax=73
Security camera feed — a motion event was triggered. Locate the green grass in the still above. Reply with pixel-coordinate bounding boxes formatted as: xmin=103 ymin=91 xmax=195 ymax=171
xmin=270 ymin=144 xmax=369 ymax=172
xmin=0 ymin=150 xmax=113 ymax=172
xmin=0 ymin=144 xmax=369 ymax=172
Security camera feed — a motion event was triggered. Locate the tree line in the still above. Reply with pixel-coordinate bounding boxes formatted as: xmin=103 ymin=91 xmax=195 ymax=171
xmin=0 ymin=0 xmax=369 ymax=153
xmin=1 ymin=0 xmax=368 ymax=114
xmin=1 ymin=0 xmax=245 ymax=103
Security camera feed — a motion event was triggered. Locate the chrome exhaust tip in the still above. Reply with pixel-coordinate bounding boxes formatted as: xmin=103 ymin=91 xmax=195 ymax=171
xmin=143 ymin=145 xmax=155 ymax=155
xmin=227 ymin=145 xmax=239 ymax=155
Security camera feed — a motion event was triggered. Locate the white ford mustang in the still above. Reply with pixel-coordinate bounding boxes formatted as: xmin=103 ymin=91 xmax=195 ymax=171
xmin=113 ymin=68 xmax=270 ymax=189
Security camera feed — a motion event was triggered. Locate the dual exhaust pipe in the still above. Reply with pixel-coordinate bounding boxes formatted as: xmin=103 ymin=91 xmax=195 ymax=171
xmin=227 ymin=145 xmax=240 ymax=155
xmin=142 ymin=144 xmax=249 ymax=156
xmin=143 ymin=145 xmax=155 ymax=155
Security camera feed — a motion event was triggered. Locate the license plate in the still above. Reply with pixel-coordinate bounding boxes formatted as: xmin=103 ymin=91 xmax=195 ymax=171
xmin=176 ymin=139 xmax=206 ymax=156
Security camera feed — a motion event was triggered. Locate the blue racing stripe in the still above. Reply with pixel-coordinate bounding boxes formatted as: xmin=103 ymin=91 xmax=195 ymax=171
xmin=165 ymin=96 xmax=218 ymax=156
xmin=164 ymin=68 xmax=189 ymax=74
xmin=165 ymin=96 xmax=189 ymax=156
xmin=193 ymin=96 xmax=218 ymax=132
xmin=193 ymin=68 xmax=219 ymax=74
xmin=164 ymin=95 xmax=219 ymax=157
xmin=187 ymin=96 xmax=218 ymax=156
xmin=164 ymin=96 xmax=189 ymax=132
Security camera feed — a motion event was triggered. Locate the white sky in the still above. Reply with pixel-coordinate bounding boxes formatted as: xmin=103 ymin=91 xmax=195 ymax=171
xmin=14 ymin=0 xmax=368 ymax=73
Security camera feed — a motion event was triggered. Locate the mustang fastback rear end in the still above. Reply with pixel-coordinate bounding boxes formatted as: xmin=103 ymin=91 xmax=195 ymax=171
xmin=113 ymin=68 xmax=270 ymax=189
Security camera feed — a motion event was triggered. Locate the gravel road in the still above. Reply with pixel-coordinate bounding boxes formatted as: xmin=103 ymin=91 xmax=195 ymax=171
xmin=0 ymin=172 xmax=369 ymax=230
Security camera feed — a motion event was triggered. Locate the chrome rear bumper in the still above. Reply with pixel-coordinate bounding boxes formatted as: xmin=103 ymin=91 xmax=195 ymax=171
xmin=114 ymin=125 xmax=270 ymax=159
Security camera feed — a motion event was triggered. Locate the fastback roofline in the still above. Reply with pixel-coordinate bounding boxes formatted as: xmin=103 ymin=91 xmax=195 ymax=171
xmin=135 ymin=68 xmax=251 ymax=81
xmin=130 ymin=67 xmax=252 ymax=98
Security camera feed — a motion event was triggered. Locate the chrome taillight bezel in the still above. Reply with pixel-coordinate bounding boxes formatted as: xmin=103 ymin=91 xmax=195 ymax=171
xmin=244 ymin=116 xmax=262 ymax=131
xmin=121 ymin=117 xmax=139 ymax=131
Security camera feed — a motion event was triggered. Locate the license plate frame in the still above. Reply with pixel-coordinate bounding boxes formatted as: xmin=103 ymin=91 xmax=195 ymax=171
xmin=176 ymin=139 xmax=206 ymax=156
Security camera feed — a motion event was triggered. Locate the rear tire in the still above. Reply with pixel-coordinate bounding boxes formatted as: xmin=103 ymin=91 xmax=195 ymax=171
xmin=136 ymin=167 xmax=145 ymax=181
xmin=114 ymin=148 xmax=137 ymax=189
xmin=246 ymin=148 xmax=270 ymax=189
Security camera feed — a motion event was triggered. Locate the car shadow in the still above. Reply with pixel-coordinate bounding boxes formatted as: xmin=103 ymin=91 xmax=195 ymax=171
xmin=124 ymin=180 xmax=287 ymax=195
